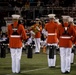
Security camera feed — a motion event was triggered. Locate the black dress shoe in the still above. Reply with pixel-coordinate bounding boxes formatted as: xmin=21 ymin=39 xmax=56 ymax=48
xmin=71 ymin=63 xmax=74 ymax=64
xmin=65 ymin=71 xmax=70 ymax=74
xmin=16 ymin=71 xmax=21 ymax=74
xmin=35 ymin=52 xmax=40 ymax=54
xmin=61 ymin=71 xmax=70 ymax=74
xmin=49 ymin=66 xmax=55 ymax=68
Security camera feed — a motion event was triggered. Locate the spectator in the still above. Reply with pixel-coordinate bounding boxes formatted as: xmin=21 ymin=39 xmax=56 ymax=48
xmin=24 ymin=0 xmax=30 ymax=10
xmin=37 ymin=0 xmax=41 ymax=7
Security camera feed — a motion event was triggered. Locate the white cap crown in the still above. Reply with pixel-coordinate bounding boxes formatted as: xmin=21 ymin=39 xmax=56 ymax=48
xmin=48 ymin=14 xmax=55 ymax=19
xmin=68 ymin=17 xmax=73 ymax=22
xmin=12 ymin=14 xmax=20 ymax=19
xmin=62 ymin=15 xmax=70 ymax=19
xmin=55 ymin=18 xmax=61 ymax=24
xmin=35 ymin=18 xmax=40 ymax=21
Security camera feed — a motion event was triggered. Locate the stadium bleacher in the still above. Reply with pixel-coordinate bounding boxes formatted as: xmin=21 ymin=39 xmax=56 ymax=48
xmin=0 ymin=0 xmax=76 ymax=28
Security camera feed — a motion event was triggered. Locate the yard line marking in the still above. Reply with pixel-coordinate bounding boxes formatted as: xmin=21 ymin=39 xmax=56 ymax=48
xmin=6 ymin=67 xmax=48 ymax=75
xmin=20 ymin=63 xmax=76 ymax=73
xmin=74 ymin=63 xmax=76 ymax=64
xmin=21 ymin=65 xmax=61 ymax=73
xmin=5 ymin=63 xmax=76 ymax=75
xmin=18 ymin=63 xmax=76 ymax=73
xmin=21 ymin=67 xmax=48 ymax=73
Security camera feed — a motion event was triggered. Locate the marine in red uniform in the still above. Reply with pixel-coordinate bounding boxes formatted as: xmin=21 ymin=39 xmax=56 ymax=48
xmin=30 ymin=18 xmax=42 ymax=53
xmin=69 ymin=17 xmax=76 ymax=64
xmin=57 ymin=16 xmax=76 ymax=74
xmin=7 ymin=14 xmax=27 ymax=73
xmin=45 ymin=14 xmax=58 ymax=68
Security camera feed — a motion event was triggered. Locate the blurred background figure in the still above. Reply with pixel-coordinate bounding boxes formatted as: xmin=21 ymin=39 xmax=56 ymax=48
xmin=24 ymin=0 xmax=30 ymax=10
xmin=30 ymin=18 xmax=42 ymax=53
xmin=37 ymin=0 xmax=41 ymax=7
xmin=68 ymin=17 xmax=76 ymax=64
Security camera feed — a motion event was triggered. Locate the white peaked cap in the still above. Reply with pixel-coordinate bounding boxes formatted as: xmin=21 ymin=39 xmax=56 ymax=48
xmin=12 ymin=14 xmax=20 ymax=19
xmin=55 ymin=18 xmax=61 ymax=24
xmin=62 ymin=15 xmax=70 ymax=19
xmin=68 ymin=17 xmax=73 ymax=22
xmin=48 ymin=14 xmax=56 ymax=19
xmin=55 ymin=18 xmax=59 ymax=22
xmin=35 ymin=18 xmax=40 ymax=21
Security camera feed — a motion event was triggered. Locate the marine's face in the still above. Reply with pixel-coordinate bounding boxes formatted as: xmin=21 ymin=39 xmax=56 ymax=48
xmin=12 ymin=19 xmax=19 ymax=24
xmin=63 ymin=19 xmax=68 ymax=23
xmin=50 ymin=18 xmax=55 ymax=22
xmin=35 ymin=20 xmax=39 ymax=24
xmin=12 ymin=19 xmax=18 ymax=22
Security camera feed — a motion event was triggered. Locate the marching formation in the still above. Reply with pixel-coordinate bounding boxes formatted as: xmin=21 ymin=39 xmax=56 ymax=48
xmin=0 ymin=14 xmax=76 ymax=74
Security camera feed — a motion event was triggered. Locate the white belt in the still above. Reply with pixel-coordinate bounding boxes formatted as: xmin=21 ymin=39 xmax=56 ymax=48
xmin=48 ymin=33 xmax=56 ymax=35
xmin=12 ymin=28 xmax=17 ymax=31
xmin=48 ymin=43 xmax=57 ymax=46
xmin=60 ymin=36 xmax=72 ymax=39
xmin=10 ymin=35 xmax=21 ymax=38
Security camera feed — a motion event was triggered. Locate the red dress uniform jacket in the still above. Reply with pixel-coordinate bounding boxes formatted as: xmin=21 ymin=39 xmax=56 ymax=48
xmin=73 ymin=25 xmax=76 ymax=45
xmin=45 ymin=21 xmax=58 ymax=43
xmin=35 ymin=24 xmax=42 ymax=38
xmin=7 ymin=23 xmax=27 ymax=48
xmin=57 ymin=22 xmax=76 ymax=48
xmin=30 ymin=24 xmax=42 ymax=38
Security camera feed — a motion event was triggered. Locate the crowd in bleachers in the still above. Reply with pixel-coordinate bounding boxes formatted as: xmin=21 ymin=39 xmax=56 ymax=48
xmin=0 ymin=1 xmax=75 ymax=18
xmin=0 ymin=0 xmax=75 ymax=7
xmin=0 ymin=0 xmax=75 ymax=33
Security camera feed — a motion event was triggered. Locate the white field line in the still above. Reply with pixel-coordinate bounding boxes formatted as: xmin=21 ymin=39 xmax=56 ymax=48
xmin=6 ymin=67 xmax=48 ymax=75
xmin=21 ymin=65 xmax=62 ymax=73
xmin=21 ymin=65 xmax=61 ymax=73
xmin=21 ymin=67 xmax=48 ymax=73
xmin=6 ymin=63 xmax=76 ymax=75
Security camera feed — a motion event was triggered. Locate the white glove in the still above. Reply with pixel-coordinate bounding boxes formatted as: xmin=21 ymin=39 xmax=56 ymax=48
xmin=36 ymin=26 xmax=40 ymax=31
xmin=30 ymin=31 xmax=35 ymax=35
xmin=26 ymin=38 xmax=32 ymax=45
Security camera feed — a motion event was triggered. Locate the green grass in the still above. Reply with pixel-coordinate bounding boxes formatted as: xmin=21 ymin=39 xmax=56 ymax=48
xmin=0 ymin=52 xmax=76 ymax=75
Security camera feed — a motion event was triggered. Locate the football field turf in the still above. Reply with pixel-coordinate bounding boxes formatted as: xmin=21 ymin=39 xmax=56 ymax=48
xmin=0 ymin=51 xmax=76 ymax=75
